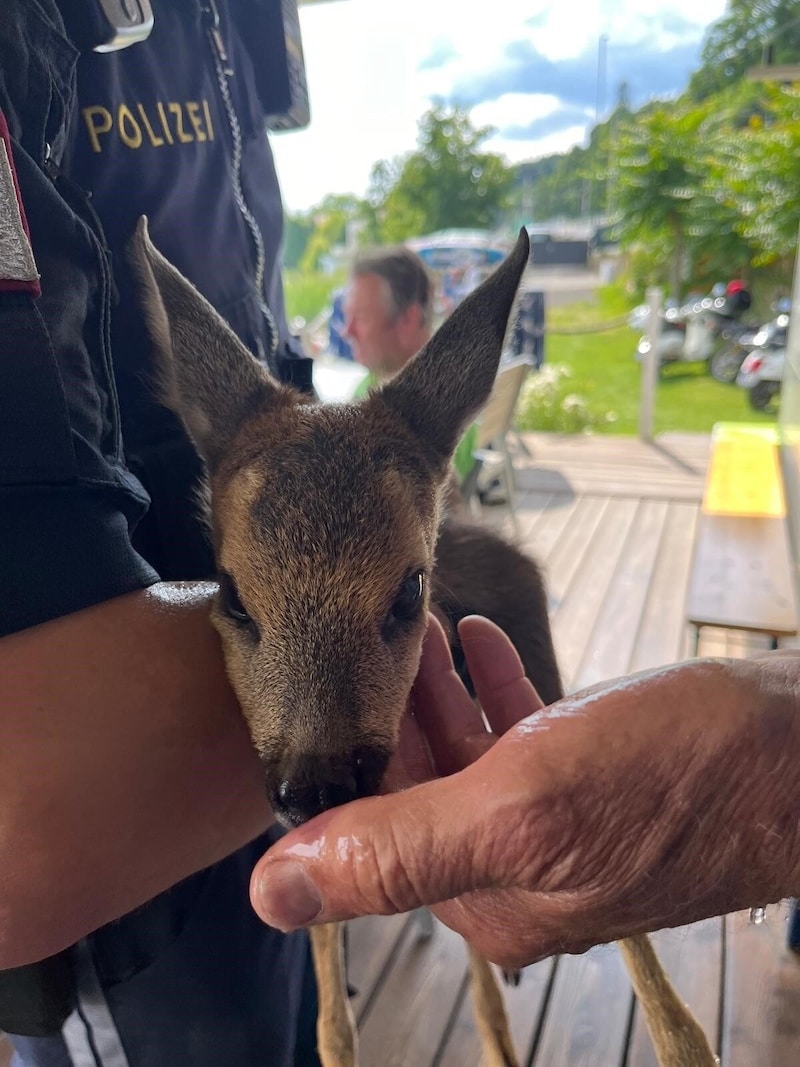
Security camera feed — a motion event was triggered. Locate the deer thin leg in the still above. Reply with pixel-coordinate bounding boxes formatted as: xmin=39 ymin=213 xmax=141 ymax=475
xmin=310 ymin=922 xmax=358 ymax=1067
xmin=617 ymin=934 xmax=717 ymax=1067
xmin=467 ymin=945 xmax=520 ymax=1067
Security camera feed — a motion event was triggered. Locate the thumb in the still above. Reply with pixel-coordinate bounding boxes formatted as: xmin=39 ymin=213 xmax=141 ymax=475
xmin=250 ymin=760 xmax=510 ymax=932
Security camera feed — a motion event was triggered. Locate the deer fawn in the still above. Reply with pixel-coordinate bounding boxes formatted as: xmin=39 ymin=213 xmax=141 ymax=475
xmin=132 ymin=220 xmax=716 ymax=1067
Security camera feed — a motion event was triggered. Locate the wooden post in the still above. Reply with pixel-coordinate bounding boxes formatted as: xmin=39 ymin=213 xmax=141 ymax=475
xmin=639 ymin=286 xmax=662 ymax=442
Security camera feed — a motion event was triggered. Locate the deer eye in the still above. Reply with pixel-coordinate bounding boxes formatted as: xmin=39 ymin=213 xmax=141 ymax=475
xmin=218 ymin=572 xmax=252 ymax=625
xmin=384 ymin=570 xmax=426 ymax=635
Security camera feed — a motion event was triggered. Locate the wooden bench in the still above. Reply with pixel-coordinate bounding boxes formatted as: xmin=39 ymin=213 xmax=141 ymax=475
xmin=685 ymin=424 xmax=798 ymax=654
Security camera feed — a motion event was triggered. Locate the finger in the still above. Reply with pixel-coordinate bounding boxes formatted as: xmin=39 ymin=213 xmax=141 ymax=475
xmin=458 ymin=615 xmax=545 ymax=735
xmin=250 ymin=754 xmax=517 ymax=932
xmin=382 ymin=706 xmax=435 ymax=792
xmin=411 ymin=616 xmax=493 ymax=774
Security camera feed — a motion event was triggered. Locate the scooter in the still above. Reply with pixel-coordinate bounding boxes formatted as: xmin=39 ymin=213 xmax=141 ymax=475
xmin=632 ymin=284 xmax=752 ymax=375
xmin=709 ymin=298 xmax=792 ymax=383
xmin=735 ymin=312 xmax=790 ymax=413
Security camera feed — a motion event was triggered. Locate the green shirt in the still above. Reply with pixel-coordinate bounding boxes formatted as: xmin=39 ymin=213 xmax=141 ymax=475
xmin=353 ymin=372 xmax=478 ymax=485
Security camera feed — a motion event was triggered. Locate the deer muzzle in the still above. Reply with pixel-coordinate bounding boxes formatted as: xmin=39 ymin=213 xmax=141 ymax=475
xmin=270 ymin=745 xmax=392 ymax=827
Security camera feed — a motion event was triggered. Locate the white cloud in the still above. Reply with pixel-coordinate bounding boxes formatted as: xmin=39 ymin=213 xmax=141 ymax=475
xmin=471 ymin=92 xmax=581 ymax=135
xmin=272 ymin=0 xmax=727 ymax=213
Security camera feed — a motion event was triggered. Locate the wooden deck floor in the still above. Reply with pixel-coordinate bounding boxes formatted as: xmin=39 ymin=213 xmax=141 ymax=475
xmin=347 ymin=431 xmax=800 ymax=1067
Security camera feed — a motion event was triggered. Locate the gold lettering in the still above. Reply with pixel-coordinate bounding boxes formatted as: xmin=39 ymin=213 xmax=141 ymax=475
xmin=118 ymin=105 xmax=143 ymax=149
xmin=82 ymin=106 xmax=113 ymax=153
xmin=136 ymin=104 xmax=165 ymax=147
xmin=155 ymin=103 xmax=174 ymax=145
xmin=202 ymin=99 xmax=215 ymax=142
xmin=186 ymin=102 xmax=207 ymax=142
xmin=168 ymin=102 xmax=193 ymax=144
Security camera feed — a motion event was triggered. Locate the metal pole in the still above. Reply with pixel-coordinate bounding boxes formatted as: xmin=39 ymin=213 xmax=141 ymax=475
xmin=639 ymin=286 xmax=662 ymax=442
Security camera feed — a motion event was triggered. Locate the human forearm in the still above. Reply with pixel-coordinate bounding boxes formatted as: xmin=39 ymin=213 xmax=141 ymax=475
xmin=0 ymin=583 xmax=269 ymax=968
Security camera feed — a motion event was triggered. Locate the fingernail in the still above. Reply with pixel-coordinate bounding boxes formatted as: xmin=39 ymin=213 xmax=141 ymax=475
xmin=256 ymin=861 xmax=323 ymax=931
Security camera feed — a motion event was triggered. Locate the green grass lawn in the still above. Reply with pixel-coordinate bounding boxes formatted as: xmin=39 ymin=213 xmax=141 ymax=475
xmin=518 ymin=289 xmax=777 ymax=436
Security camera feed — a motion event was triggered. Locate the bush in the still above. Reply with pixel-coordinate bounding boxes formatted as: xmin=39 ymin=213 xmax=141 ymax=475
xmin=515 ymin=365 xmax=618 ymax=434
xmin=283 ymin=268 xmax=347 ymax=326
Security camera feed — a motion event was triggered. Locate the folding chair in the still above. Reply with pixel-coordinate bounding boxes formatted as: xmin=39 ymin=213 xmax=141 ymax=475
xmin=461 ymin=358 xmax=531 ymax=537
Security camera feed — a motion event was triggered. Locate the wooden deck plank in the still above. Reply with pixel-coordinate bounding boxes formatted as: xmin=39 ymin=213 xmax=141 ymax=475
xmin=722 ymin=907 xmax=800 ymax=1067
xmin=570 ymin=499 xmax=669 ymax=690
xmin=517 ymin=468 xmax=706 ymax=503
xmin=629 ymin=502 xmax=699 ymax=671
xmin=513 ymin=490 xmax=559 ymax=539
xmin=356 ymin=917 xmax=468 ymax=1067
xmin=347 ymin=913 xmax=411 ymax=1022
xmin=516 ymin=432 xmax=709 ymax=502
xmin=437 ymin=958 xmax=557 ymax=1067
xmin=550 ymin=497 xmax=640 ymax=691
xmin=540 ymin=495 xmax=611 ymax=611
xmin=626 ymin=918 xmax=724 ymax=1066
xmin=523 ymin=495 xmax=587 ymax=576
xmin=531 ymin=944 xmax=633 ymax=1067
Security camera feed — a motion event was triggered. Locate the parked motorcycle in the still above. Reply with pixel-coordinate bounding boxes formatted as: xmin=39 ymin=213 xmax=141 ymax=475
xmin=710 ymin=297 xmax=792 ymax=383
xmin=631 ymin=282 xmax=752 ymax=375
xmin=735 ymin=311 xmax=790 ymax=412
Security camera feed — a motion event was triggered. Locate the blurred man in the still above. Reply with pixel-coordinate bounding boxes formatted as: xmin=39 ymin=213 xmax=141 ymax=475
xmin=345 ymin=247 xmax=477 ymax=484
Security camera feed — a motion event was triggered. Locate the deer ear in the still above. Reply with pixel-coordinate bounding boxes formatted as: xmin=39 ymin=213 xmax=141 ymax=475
xmin=376 ymin=228 xmax=529 ymax=467
xmin=129 ymin=216 xmax=288 ymax=470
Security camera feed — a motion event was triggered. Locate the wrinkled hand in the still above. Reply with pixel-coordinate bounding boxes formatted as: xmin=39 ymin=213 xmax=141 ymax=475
xmin=251 ymin=618 xmax=800 ymax=969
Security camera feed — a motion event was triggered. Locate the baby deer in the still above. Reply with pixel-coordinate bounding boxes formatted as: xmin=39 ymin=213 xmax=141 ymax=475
xmin=132 ymin=221 xmax=716 ymax=1067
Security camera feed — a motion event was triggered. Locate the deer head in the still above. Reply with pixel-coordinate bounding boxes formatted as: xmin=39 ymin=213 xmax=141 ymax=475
xmin=131 ymin=218 xmax=529 ymax=827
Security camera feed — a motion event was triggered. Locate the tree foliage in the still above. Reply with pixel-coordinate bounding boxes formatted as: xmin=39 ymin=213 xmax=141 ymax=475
xmin=374 ymin=104 xmax=513 ymax=242
xmin=283 ymin=105 xmax=513 ymax=265
xmin=516 ymin=145 xmax=592 ymax=222
xmin=609 ymin=96 xmax=764 ymax=298
xmin=708 ymin=84 xmax=800 ymax=264
xmin=689 ymin=0 xmax=800 ymax=100
xmin=611 ymin=103 xmax=709 ymax=299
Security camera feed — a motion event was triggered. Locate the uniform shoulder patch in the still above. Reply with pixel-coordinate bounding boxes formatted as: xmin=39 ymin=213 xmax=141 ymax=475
xmin=0 ymin=109 xmax=41 ymax=296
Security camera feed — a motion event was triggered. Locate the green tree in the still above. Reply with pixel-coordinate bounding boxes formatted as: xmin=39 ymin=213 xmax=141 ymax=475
xmin=669 ymin=82 xmax=762 ymax=284
xmin=283 ymin=213 xmax=315 ymax=270
xmin=374 ymin=104 xmax=513 ymax=242
xmin=523 ymin=145 xmax=590 ymax=221
xmin=708 ymin=84 xmax=800 ymax=266
xmin=297 ymin=193 xmax=364 ymax=272
xmin=689 ymin=0 xmax=800 ymax=100
xmin=611 ymin=102 xmax=712 ymax=300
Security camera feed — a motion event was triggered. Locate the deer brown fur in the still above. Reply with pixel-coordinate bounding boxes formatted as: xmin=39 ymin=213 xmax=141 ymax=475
xmin=132 ymin=219 xmax=716 ymax=1067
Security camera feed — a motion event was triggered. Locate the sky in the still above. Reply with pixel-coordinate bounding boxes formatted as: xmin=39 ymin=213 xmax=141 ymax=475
xmin=270 ymin=0 xmax=730 ymax=214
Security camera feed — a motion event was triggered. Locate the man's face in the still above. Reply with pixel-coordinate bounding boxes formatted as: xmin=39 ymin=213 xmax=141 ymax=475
xmin=344 ymin=273 xmax=409 ymax=376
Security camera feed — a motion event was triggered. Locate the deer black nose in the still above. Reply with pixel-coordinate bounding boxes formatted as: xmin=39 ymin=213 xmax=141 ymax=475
xmin=271 ymin=747 xmax=391 ymax=828
xmin=276 ymin=775 xmax=358 ymax=826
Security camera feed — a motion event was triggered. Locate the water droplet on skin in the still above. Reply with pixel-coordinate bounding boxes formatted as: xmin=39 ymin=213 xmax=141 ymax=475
xmin=750 ymin=906 xmax=767 ymax=925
